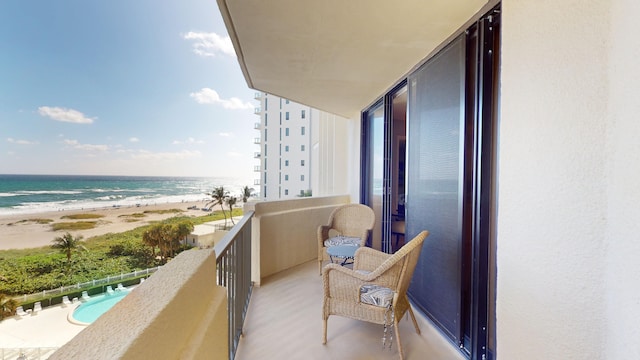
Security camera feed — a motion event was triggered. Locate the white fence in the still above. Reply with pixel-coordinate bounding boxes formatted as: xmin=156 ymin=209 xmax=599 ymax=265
xmin=13 ymin=266 xmax=161 ymax=304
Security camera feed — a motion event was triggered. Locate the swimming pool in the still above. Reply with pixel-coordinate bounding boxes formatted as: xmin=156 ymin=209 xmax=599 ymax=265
xmin=70 ymin=290 xmax=130 ymax=324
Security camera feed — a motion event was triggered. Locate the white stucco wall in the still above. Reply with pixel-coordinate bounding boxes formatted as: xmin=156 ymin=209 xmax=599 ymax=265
xmin=605 ymin=0 xmax=640 ymax=358
xmin=498 ymin=0 xmax=640 ymax=359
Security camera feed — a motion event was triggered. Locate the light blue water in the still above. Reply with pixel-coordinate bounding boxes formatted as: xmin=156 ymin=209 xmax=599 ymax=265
xmin=72 ymin=291 xmax=130 ymax=324
xmin=0 ymin=174 xmax=252 ymax=215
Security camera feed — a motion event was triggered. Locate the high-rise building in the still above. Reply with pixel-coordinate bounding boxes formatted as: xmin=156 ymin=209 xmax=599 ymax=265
xmin=254 ymin=93 xmax=314 ymax=200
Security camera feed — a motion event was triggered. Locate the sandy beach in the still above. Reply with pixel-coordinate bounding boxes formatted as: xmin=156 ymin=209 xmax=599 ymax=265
xmin=0 ymin=200 xmax=212 ymax=250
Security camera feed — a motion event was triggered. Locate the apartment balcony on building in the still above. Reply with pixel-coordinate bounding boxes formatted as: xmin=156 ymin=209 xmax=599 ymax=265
xmin=254 ymin=122 xmax=261 ymax=130
xmin=253 ymin=179 xmax=260 ymax=186
xmin=51 ymin=197 xmax=464 ymax=360
xmin=253 ymin=138 xmax=260 ymax=145
xmin=254 ymin=91 xmax=262 ymax=100
xmin=253 ymin=165 xmax=260 ymax=172
xmin=254 ymin=152 xmax=261 ymax=159
xmin=254 ymin=107 xmax=261 ymax=115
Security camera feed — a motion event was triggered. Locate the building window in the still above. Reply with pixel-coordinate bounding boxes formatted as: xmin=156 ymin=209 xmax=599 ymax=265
xmin=300 ymin=175 xmax=304 ymax=181
xmin=264 ymin=128 xmax=267 ymax=142
xmin=285 ymin=145 xmax=289 ymax=152
xmin=285 ymin=160 xmax=289 ymax=166
xmin=264 ymin=158 xmax=267 ymax=170
xmin=265 ymin=98 xmax=268 ymax=111
xmin=264 ymin=144 xmax=267 ymax=157
xmin=285 ymin=189 xmax=289 ymax=195
xmin=279 ymin=158 xmax=281 ymax=170
xmin=285 ymin=112 xmax=290 ymax=120
xmin=285 ymin=128 xmax=289 ymax=136
xmin=264 ymin=172 xmax=267 ymax=183
xmin=301 ymin=145 xmax=305 ymax=151
xmin=279 ymin=128 xmax=282 ymax=141
xmin=279 ymin=173 xmax=281 ymax=184
xmin=279 ymin=144 xmax=282 ymax=156
xmin=301 ymin=110 xmax=306 ymax=119
xmin=286 ymin=99 xmax=290 ymax=104
xmin=279 ymin=98 xmax=282 ymax=109
xmin=285 ymin=174 xmax=289 ymax=181
xmin=301 ymin=126 xmax=305 ymax=135
xmin=263 ymin=186 xmax=267 ymax=198
xmin=301 ymin=160 xmax=305 ymax=166
xmin=279 ymin=112 xmax=282 ymax=125
xmin=264 ymin=113 xmax=268 ymax=126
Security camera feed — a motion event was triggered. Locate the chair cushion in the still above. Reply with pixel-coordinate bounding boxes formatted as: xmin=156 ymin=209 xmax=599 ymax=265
xmin=360 ymin=284 xmax=394 ymax=308
xmin=324 ymin=235 xmax=361 ymax=247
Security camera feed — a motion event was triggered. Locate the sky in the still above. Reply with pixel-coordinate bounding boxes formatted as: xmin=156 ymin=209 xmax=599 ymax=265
xmin=0 ymin=0 xmax=257 ymax=182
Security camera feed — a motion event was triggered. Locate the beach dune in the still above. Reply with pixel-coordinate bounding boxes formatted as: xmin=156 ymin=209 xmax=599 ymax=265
xmin=0 ymin=201 xmax=209 ymax=251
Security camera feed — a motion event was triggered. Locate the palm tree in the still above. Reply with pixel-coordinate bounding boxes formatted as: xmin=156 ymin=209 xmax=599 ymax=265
xmin=51 ymin=232 xmax=86 ymax=268
xmin=175 ymin=220 xmax=195 ymax=247
xmin=206 ymin=186 xmax=229 ymax=227
xmin=227 ymin=196 xmax=237 ymax=225
xmin=241 ymin=186 xmax=254 ymax=203
xmin=142 ymin=227 xmax=161 ymax=259
xmin=0 ymin=293 xmax=17 ymax=320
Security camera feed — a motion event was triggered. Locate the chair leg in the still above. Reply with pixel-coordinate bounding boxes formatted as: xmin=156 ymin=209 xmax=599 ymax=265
xmin=394 ymin=319 xmax=404 ymax=360
xmin=407 ymin=304 xmax=421 ymax=335
xmin=322 ymin=317 xmax=328 ymax=344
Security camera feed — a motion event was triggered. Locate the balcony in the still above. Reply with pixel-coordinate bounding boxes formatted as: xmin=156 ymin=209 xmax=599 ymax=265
xmin=254 ymin=92 xmax=262 ymax=100
xmin=253 ymin=165 xmax=261 ymax=172
xmin=254 ymin=122 xmax=261 ymax=130
xmin=253 ymin=138 xmax=261 ymax=145
xmin=50 ymin=197 xmax=463 ymax=359
xmin=254 ymin=107 xmax=261 ymax=115
xmin=253 ymin=179 xmax=260 ymax=186
xmin=254 ymin=152 xmax=261 ymax=159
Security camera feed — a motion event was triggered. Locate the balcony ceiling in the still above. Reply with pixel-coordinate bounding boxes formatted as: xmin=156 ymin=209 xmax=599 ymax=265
xmin=217 ymin=0 xmax=488 ymax=118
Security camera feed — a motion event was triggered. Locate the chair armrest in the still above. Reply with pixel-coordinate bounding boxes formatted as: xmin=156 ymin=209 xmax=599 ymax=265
xmin=317 ymin=225 xmax=331 ymax=246
xmin=354 ymin=247 xmax=391 ymax=271
xmin=322 ymin=263 xmax=371 ymax=302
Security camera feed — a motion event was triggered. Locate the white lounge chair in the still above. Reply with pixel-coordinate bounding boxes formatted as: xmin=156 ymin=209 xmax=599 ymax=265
xmin=139 ymin=277 xmax=145 ymax=284
xmin=116 ymin=283 xmax=126 ymax=292
xmin=106 ymin=285 xmax=114 ymax=295
xmin=81 ymin=291 xmax=90 ymax=302
xmin=32 ymin=302 xmax=42 ymax=315
xmin=62 ymin=295 xmax=72 ymax=307
xmin=15 ymin=306 xmax=29 ymax=317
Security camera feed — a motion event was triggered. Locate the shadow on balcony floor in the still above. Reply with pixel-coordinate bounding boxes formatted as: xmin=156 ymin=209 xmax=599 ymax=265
xmin=235 ymin=260 xmax=465 ymax=360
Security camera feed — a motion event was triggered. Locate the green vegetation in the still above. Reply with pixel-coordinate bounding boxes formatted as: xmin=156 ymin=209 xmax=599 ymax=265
xmin=51 ymin=221 xmax=98 ymax=231
xmin=61 ymin=213 xmax=105 ymax=220
xmin=206 ymin=186 xmax=230 ymax=228
xmin=51 ymin=232 xmax=87 ymax=269
xmin=0 ymin=293 xmax=17 ymax=320
xmin=7 ymin=218 xmax=53 ymax=226
xmin=0 ymin=208 xmax=243 ymax=298
xmin=143 ymin=208 xmax=184 ymax=215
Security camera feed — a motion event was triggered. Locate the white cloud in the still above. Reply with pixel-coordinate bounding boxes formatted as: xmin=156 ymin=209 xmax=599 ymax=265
xmin=190 ymin=88 xmax=253 ymax=110
xmin=129 ymin=137 xmax=140 ymax=143
xmin=183 ymin=31 xmax=235 ymax=57
xmin=227 ymin=151 xmax=242 ymax=158
xmin=63 ymin=139 xmax=109 ymax=152
xmin=131 ymin=150 xmax=202 ymax=160
xmin=38 ymin=106 xmax=95 ymax=124
xmin=7 ymin=138 xmax=37 ymax=145
xmin=219 ymin=132 xmax=232 ymax=137
xmin=172 ymin=137 xmax=204 ymax=145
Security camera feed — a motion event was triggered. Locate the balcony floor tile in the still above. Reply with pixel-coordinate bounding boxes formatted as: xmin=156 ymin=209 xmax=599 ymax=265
xmin=235 ymin=261 xmax=465 ymax=360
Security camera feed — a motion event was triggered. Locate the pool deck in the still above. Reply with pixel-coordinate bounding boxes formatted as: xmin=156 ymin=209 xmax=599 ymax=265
xmin=0 ymin=302 xmax=87 ymax=349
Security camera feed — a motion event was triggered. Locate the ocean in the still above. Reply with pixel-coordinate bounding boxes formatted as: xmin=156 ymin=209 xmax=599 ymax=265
xmin=0 ymin=174 xmax=252 ymax=216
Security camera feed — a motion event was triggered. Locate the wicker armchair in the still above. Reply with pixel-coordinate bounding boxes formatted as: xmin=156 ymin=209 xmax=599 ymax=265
xmin=317 ymin=203 xmax=375 ymax=274
xmin=322 ymin=231 xmax=429 ymax=360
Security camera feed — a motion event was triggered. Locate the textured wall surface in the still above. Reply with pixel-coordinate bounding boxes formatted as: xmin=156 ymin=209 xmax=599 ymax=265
xmin=604 ymin=0 xmax=640 ymax=358
xmin=497 ymin=0 xmax=613 ymax=358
